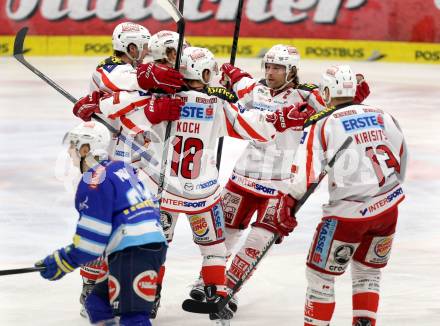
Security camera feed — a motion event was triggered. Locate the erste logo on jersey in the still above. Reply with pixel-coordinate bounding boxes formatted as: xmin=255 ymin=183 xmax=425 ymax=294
xmin=341 ymin=113 xmax=384 ymax=133
xmin=180 ymin=103 xmax=214 ymax=121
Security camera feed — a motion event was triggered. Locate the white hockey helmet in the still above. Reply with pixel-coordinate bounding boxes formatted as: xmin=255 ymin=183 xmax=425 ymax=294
xmin=262 ymin=44 xmax=300 ymax=72
xmin=112 ymin=22 xmax=151 ymax=60
xmin=180 ymin=47 xmax=218 ymax=84
xmin=149 ymin=30 xmax=188 ymax=62
xmin=320 ymin=65 xmax=356 ymax=102
xmin=63 ymin=121 xmax=111 ymax=169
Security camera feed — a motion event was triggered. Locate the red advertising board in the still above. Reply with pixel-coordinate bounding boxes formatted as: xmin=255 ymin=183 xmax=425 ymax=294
xmin=1 ymin=0 xmax=439 ymax=42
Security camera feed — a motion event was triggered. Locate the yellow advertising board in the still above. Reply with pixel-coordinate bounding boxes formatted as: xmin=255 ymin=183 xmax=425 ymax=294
xmin=1 ymin=36 xmax=439 ymax=64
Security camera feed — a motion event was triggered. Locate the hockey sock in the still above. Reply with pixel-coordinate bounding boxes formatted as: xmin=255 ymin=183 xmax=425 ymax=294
xmin=351 ymin=261 xmax=380 ymax=325
xmin=304 ymin=267 xmax=336 ymax=325
xmin=352 ymin=292 xmax=379 ymax=325
xmin=304 ymin=300 xmax=335 ymax=326
xmin=120 ymin=312 xmax=152 ymax=326
xmin=84 ymin=293 xmax=113 ymax=324
xmin=201 ymin=265 xmax=227 ymax=297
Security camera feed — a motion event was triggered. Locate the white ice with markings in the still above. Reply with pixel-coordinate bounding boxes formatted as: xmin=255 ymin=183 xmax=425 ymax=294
xmin=0 ymin=57 xmax=439 ymax=325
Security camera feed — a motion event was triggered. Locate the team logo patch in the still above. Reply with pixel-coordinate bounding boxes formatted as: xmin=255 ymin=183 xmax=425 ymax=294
xmin=133 ymin=270 xmax=158 ymax=302
xmin=108 ymin=275 xmax=120 ymax=304
xmin=262 ymin=201 xmax=277 ymax=225
xmin=180 ymin=103 xmax=214 ymax=121
xmin=311 ymin=219 xmax=338 ymax=269
xmin=245 ymin=248 xmax=260 ymax=259
xmin=160 ymin=211 xmax=173 ymax=232
xmin=190 ymin=215 xmax=209 ymax=237
xmin=229 ymin=256 xmax=250 ymax=281
xmin=184 ymin=182 xmax=194 ymax=191
xmin=222 ymin=192 xmax=242 ymax=225
xmin=374 ymin=236 xmax=393 ymax=258
xmin=334 ymin=245 xmax=355 ymax=265
xmin=212 ymin=203 xmax=225 ymax=239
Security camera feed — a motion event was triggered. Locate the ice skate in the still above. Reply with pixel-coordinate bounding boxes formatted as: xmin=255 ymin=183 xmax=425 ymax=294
xmin=189 ymin=275 xmax=206 ymax=302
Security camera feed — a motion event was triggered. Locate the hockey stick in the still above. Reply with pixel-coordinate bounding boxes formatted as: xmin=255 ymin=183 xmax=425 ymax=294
xmin=156 ymin=0 xmax=186 ymax=203
xmin=13 ymin=27 xmax=159 ymax=166
xmin=182 ymin=135 xmax=354 ymax=314
xmin=215 ymin=0 xmax=245 ymax=170
xmin=0 ymin=266 xmax=45 ymax=276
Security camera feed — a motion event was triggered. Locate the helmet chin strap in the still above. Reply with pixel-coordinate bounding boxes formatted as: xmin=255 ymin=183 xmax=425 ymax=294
xmin=272 ymin=76 xmax=294 ymax=92
xmin=325 ymin=96 xmax=332 ymax=106
xmin=125 ymin=45 xmax=144 ymax=65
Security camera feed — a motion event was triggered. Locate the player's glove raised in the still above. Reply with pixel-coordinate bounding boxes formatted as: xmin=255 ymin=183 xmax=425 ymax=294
xmin=354 ymin=73 xmax=370 ymax=104
xmin=73 ymin=91 xmax=102 ymax=122
xmin=144 ymin=97 xmax=183 ymax=124
xmin=137 ymin=62 xmax=184 ymax=94
xmin=220 ymin=63 xmax=252 ymax=89
xmin=274 ymin=195 xmax=298 ymax=238
xmin=267 ymin=102 xmax=315 ymax=132
xmin=35 ymin=245 xmax=79 ymax=281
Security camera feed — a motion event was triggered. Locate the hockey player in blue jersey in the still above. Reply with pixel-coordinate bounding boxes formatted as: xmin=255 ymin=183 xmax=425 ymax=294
xmin=35 ymin=121 xmax=167 ymax=326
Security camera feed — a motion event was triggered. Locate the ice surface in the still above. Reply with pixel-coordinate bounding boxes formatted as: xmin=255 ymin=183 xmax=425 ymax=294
xmin=0 ymin=57 xmax=439 ymax=325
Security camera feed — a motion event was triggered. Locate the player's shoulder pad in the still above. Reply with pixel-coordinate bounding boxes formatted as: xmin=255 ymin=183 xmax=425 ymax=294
xmin=97 ymin=55 xmax=125 ymax=69
xmin=205 ymin=87 xmax=238 ymax=103
xmin=298 ymin=83 xmax=319 ymax=92
xmin=304 ymin=103 xmax=355 ymax=128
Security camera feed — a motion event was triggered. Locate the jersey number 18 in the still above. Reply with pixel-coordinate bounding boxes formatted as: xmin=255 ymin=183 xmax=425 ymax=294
xmin=171 ymin=136 xmax=204 ymax=179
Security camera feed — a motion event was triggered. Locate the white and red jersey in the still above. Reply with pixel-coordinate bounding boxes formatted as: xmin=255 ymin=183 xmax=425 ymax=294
xmin=290 ymin=103 xmax=407 ymax=219
xmin=99 ymin=88 xmax=278 ymax=213
xmin=230 ymin=77 xmax=326 ymax=197
xmin=89 ymin=56 xmax=141 ymax=93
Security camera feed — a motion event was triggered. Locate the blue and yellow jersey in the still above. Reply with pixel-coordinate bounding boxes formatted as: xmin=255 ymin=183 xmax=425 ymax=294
xmin=68 ymin=160 xmax=166 ymax=264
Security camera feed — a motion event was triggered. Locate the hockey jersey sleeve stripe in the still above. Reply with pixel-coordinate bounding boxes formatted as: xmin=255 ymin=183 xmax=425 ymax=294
xmin=236 ymin=113 xmax=268 ymax=142
xmin=228 ymin=103 xmax=268 ymax=142
xmin=108 ymin=98 xmax=150 ymax=120
xmin=77 ymin=224 xmax=111 ymax=238
xmin=237 ymin=82 xmax=256 ymax=99
xmin=120 ymin=115 xmax=144 ymax=135
xmin=78 ymin=214 xmax=112 ymax=236
xmin=223 ymin=109 xmax=243 ymax=139
xmin=75 ymin=228 xmax=109 ymax=246
xmin=74 ymin=236 xmax=106 ymax=256
xmin=306 ymin=124 xmax=317 ymax=188
xmin=97 ymin=67 xmax=120 ymax=92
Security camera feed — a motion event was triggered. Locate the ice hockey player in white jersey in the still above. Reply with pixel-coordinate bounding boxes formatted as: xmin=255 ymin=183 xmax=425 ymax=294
xmin=274 ymin=65 xmax=407 ymax=326
xmin=194 ymin=45 xmax=322 ymax=309
xmin=35 ymin=121 xmax=167 ymax=326
xmin=123 ymin=31 xmax=237 ymax=319
xmin=86 ymin=45 xmax=312 ymax=323
xmin=89 ymin=22 xmax=184 ymax=95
